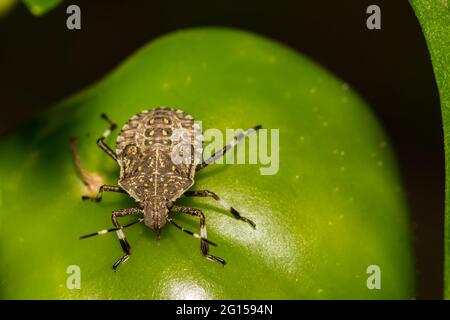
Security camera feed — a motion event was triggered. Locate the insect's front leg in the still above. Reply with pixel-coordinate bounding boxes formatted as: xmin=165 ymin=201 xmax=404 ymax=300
xmin=184 ymin=190 xmax=256 ymax=228
xmin=196 ymin=125 xmax=262 ymax=171
xmin=82 ymin=184 xmax=127 ymax=202
xmin=97 ymin=113 xmax=118 ymax=161
xmin=172 ymin=205 xmax=225 ymax=265
xmin=111 ymin=207 xmax=142 ymax=271
xmin=70 ymin=114 xmax=119 ymax=198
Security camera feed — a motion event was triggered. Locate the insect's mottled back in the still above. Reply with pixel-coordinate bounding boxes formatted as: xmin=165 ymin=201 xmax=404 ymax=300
xmin=116 ymin=107 xmax=202 ymax=203
xmin=79 ymin=107 xmax=258 ymax=269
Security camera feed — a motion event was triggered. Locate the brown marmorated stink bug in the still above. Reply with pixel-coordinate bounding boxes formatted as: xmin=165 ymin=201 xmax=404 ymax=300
xmin=76 ymin=107 xmax=261 ymax=270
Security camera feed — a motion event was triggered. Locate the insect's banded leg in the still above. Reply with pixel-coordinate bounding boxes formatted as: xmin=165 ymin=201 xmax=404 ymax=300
xmin=196 ymin=125 xmax=262 ymax=172
xmin=97 ymin=113 xmax=118 ymax=161
xmin=111 ymin=207 xmax=142 ymax=270
xmin=168 ymin=218 xmax=217 ymax=246
xmin=112 ymin=255 xmax=130 ymax=270
xmin=82 ymin=184 xmax=127 ymax=202
xmin=79 ymin=217 xmax=144 ymax=239
xmin=172 ymin=205 xmax=226 ymax=266
xmin=184 ymin=190 xmax=256 ymax=228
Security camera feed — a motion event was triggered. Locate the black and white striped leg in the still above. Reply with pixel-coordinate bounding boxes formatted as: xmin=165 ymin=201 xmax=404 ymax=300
xmin=168 ymin=218 xmax=217 ymax=246
xmin=81 ymin=184 xmax=127 ymax=202
xmin=79 ymin=217 xmax=144 ymax=239
xmin=184 ymin=190 xmax=256 ymax=228
xmin=196 ymin=125 xmax=262 ymax=171
xmin=97 ymin=113 xmax=118 ymax=161
xmin=172 ymin=205 xmax=226 ymax=265
xmin=112 ymin=255 xmax=130 ymax=270
xmin=110 ymin=208 xmax=142 ymax=270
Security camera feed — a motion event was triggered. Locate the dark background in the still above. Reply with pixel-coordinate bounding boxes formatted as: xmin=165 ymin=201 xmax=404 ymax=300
xmin=0 ymin=0 xmax=443 ymax=298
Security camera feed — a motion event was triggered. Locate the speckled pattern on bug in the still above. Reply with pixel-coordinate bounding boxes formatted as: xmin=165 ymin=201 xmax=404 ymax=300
xmin=77 ymin=107 xmax=261 ymax=270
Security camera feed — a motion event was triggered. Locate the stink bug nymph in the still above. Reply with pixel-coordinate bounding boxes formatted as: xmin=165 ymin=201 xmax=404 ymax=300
xmin=76 ymin=108 xmax=261 ymax=270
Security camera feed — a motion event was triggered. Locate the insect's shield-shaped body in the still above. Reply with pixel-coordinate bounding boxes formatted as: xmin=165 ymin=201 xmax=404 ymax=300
xmin=115 ymin=108 xmax=203 ymax=232
xmin=78 ymin=107 xmax=258 ymax=268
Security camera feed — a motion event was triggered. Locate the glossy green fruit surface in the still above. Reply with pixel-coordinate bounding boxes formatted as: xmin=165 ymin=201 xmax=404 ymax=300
xmin=0 ymin=28 xmax=415 ymax=299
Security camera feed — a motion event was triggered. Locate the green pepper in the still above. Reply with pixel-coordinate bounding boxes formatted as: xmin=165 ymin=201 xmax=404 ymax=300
xmin=0 ymin=28 xmax=415 ymax=299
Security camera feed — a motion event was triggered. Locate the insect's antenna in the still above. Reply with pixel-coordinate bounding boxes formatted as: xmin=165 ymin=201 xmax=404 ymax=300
xmin=79 ymin=218 xmax=144 ymax=240
xmin=168 ymin=219 xmax=217 ymax=246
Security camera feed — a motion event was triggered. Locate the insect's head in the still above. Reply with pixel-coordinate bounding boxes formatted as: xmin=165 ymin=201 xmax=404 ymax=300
xmin=142 ymin=197 xmax=172 ymax=239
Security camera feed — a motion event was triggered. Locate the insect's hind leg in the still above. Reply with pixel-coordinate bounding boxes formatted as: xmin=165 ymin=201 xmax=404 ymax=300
xmin=82 ymin=184 xmax=127 ymax=202
xmin=184 ymin=190 xmax=256 ymax=228
xmin=196 ymin=125 xmax=262 ymax=172
xmin=110 ymin=207 xmax=142 ymax=270
xmin=172 ymin=205 xmax=225 ymax=265
xmin=97 ymin=113 xmax=118 ymax=161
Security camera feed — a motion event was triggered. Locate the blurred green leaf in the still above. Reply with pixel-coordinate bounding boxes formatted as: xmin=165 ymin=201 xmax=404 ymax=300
xmin=23 ymin=0 xmax=62 ymax=16
xmin=409 ymin=0 xmax=450 ymax=299
xmin=0 ymin=0 xmax=17 ymax=17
